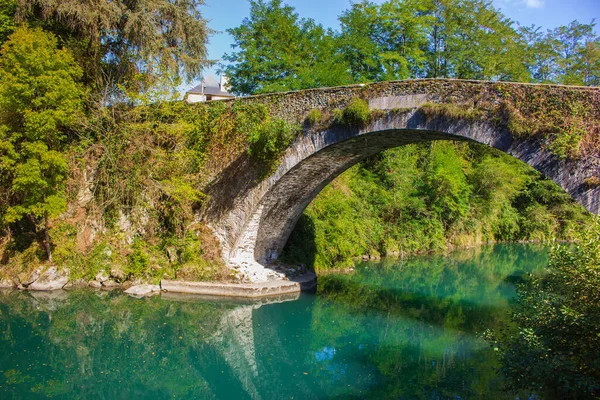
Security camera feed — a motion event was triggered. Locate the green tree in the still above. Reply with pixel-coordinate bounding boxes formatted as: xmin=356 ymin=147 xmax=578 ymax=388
xmin=0 ymin=27 xmax=84 ymax=260
xmin=422 ymin=142 xmax=471 ymax=227
xmin=519 ymin=25 xmax=561 ymax=83
xmin=552 ymin=20 xmax=600 ymax=86
xmin=16 ymin=0 xmax=213 ymax=100
xmin=221 ymin=0 xmax=352 ymax=95
xmin=337 ymin=1 xmax=382 ymax=82
xmin=422 ymin=0 xmax=530 ymax=80
xmin=338 ymin=0 xmax=429 ymax=81
xmin=0 ymin=0 xmax=15 ymax=44
xmin=522 ymin=20 xmax=600 ymax=86
xmin=337 ymin=0 xmax=530 ymax=81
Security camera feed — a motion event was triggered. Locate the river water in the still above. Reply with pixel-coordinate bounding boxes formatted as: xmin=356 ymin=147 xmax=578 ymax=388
xmin=0 ymin=244 xmax=547 ymax=399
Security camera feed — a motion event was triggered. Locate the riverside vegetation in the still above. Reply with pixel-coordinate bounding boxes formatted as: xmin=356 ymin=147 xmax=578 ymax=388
xmin=0 ymin=244 xmax=551 ymax=399
xmin=0 ymin=0 xmax=599 ymax=397
xmin=0 ymin=0 xmax=598 ymax=285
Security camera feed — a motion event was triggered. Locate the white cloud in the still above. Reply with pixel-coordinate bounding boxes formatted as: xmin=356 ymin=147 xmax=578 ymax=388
xmin=522 ymin=0 xmax=545 ymax=9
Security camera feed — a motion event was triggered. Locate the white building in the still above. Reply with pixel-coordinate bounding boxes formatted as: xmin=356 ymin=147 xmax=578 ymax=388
xmin=186 ymin=75 xmax=235 ymax=103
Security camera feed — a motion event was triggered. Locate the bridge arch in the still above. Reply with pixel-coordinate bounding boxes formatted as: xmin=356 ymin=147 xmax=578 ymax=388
xmin=202 ymin=81 xmax=599 ymax=282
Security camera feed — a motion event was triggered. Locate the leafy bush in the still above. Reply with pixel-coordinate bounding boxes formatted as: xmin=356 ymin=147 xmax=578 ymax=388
xmin=486 ymin=218 xmax=600 ymax=398
xmin=549 ymin=124 xmax=586 ymax=159
xmin=335 ymin=97 xmax=371 ymax=126
xmin=247 ymin=113 xmax=297 ymax=174
xmin=584 ymin=176 xmax=600 ymax=188
xmin=126 ymin=238 xmax=151 ymax=278
xmin=306 ymin=108 xmax=323 ymax=125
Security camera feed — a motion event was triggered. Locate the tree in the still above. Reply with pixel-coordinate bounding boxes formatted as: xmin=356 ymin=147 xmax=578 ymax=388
xmin=0 ymin=0 xmax=15 ymax=44
xmin=0 ymin=27 xmax=85 ymax=260
xmin=422 ymin=0 xmax=530 ymax=80
xmin=337 ymin=0 xmax=383 ymax=82
xmin=552 ymin=20 xmax=600 ymax=86
xmin=422 ymin=142 xmax=471 ymax=227
xmin=487 ymin=219 xmax=600 ymax=398
xmin=337 ymin=0 xmax=530 ymax=82
xmin=221 ymin=0 xmax=352 ymax=95
xmin=519 ymin=24 xmax=561 ymax=83
xmin=338 ymin=0 xmax=429 ymax=81
xmin=522 ymin=20 xmax=600 ymax=86
xmin=15 ymin=0 xmax=213 ymax=101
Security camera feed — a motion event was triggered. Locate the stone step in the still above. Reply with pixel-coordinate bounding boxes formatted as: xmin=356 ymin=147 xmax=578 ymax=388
xmin=161 ymin=272 xmax=317 ymax=298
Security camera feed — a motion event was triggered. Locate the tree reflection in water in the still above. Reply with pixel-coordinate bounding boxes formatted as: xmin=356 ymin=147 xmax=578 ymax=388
xmin=0 ymin=244 xmax=547 ymax=399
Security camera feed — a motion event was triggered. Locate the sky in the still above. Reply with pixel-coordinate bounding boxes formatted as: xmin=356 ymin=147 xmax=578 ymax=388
xmin=189 ymin=0 xmax=599 ymax=91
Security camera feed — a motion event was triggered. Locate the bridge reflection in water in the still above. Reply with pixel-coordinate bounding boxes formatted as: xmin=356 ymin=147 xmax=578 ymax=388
xmin=0 ymin=244 xmax=547 ymax=399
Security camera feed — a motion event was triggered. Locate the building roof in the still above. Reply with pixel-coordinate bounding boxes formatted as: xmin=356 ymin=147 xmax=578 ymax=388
xmin=187 ymin=75 xmax=235 ymax=98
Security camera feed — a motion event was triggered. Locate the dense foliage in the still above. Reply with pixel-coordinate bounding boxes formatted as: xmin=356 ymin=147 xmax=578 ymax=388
xmin=222 ymin=0 xmax=352 ymax=94
xmin=283 ymin=142 xmax=589 ymax=270
xmin=0 ymin=97 xmax=294 ymax=283
xmin=15 ymin=0 xmax=213 ymax=101
xmin=0 ymin=0 xmax=596 ymax=285
xmin=0 ymin=27 xmax=85 ymax=260
xmin=486 ymin=219 xmax=600 ymax=398
xmin=0 ymin=3 xmax=267 ymax=283
xmin=222 ymin=0 xmax=599 ymax=95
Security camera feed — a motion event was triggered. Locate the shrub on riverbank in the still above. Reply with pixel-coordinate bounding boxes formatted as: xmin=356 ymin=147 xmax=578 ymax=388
xmin=485 ymin=218 xmax=600 ymax=398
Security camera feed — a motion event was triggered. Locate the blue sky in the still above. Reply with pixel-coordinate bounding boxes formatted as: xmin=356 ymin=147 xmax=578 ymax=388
xmin=192 ymin=0 xmax=599 ymax=89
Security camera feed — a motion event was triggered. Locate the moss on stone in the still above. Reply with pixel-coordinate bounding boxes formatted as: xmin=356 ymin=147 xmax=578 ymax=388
xmin=585 ymin=176 xmax=600 ymax=188
xmin=334 ymin=97 xmax=371 ymax=126
xmin=419 ymin=102 xmax=485 ymax=121
xmin=306 ymin=108 xmax=323 ymax=125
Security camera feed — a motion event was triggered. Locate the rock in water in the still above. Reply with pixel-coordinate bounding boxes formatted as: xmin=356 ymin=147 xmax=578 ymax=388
xmin=0 ymin=279 xmax=15 ymax=288
xmin=124 ymin=284 xmax=161 ymax=298
xmin=110 ymin=268 xmax=125 ymax=282
xmin=28 ymin=267 xmax=69 ymax=291
xmin=22 ymin=267 xmax=42 ymax=286
xmin=101 ymin=279 xmax=119 ymax=289
xmin=95 ymin=270 xmax=110 ymax=283
xmin=88 ymin=280 xmax=102 ymax=289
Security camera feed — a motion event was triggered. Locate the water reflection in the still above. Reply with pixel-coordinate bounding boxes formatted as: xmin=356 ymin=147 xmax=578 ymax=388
xmin=0 ymin=244 xmax=547 ymax=399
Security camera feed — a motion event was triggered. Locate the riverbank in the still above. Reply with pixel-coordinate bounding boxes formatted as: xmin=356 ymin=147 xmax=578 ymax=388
xmin=0 ymin=268 xmax=318 ymax=299
xmin=0 ymin=239 xmax=556 ymax=298
xmin=0 ymin=243 xmax=551 ymax=399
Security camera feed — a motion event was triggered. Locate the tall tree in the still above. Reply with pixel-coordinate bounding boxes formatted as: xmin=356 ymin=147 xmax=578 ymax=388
xmin=519 ymin=25 xmax=561 ymax=83
xmin=221 ymin=0 xmax=352 ymax=95
xmin=15 ymin=0 xmax=213 ymax=101
xmin=552 ymin=20 xmax=600 ymax=86
xmin=0 ymin=0 xmax=15 ymax=44
xmin=520 ymin=20 xmax=600 ymax=86
xmin=422 ymin=0 xmax=530 ymax=80
xmin=338 ymin=0 xmax=429 ymax=81
xmin=337 ymin=0 xmax=530 ymax=82
xmin=0 ymin=27 xmax=85 ymax=259
xmin=337 ymin=1 xmax=383 ymax=82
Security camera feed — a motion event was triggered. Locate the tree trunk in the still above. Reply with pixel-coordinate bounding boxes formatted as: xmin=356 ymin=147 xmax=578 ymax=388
xmin=43 ymin=211 xmax=52 ymax=262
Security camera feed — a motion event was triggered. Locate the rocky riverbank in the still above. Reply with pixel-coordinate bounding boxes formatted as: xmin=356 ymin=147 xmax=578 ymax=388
xmin=0 ymin=266 xmax=317 ymax=299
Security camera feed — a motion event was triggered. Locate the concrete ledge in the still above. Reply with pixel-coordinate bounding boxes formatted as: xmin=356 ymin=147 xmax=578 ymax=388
xmin=161 ymin=291 xmax=300 ymax=305
xmin=161 ymin=272 xmax=317 ymax=298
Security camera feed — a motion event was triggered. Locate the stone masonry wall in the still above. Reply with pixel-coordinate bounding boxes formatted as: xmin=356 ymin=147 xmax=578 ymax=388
xmin=198 ymin=79 xmax=600 ymax=281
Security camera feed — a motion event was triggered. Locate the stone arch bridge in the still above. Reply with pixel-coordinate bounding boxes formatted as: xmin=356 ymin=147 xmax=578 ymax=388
xmin=201 ymin=79 xmax=600 ymax=282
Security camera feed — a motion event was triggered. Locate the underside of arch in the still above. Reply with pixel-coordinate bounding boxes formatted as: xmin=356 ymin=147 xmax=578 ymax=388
xmin=205 ymin=109 xmax=599 ymax=282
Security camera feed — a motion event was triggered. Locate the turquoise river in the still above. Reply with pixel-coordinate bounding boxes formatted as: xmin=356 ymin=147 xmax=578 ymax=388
xmin=0 ymin=244 xmax=548 ymax=399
